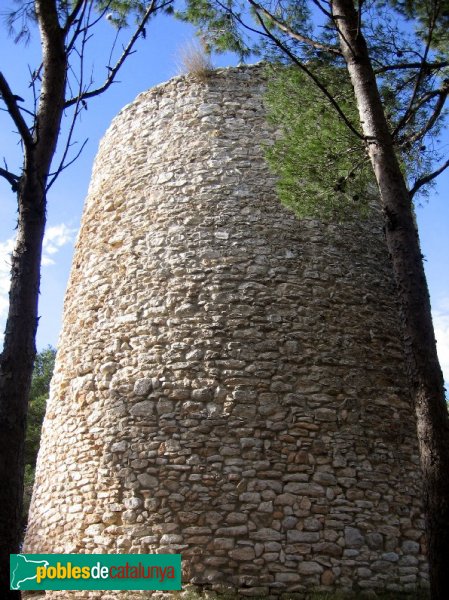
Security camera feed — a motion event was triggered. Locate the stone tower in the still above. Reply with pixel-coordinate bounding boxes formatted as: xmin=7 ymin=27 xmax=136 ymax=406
xmin=25 ymin=65 xmax=428 ymax=597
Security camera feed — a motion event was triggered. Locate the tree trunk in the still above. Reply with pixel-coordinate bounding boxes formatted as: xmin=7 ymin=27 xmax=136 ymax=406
xmin=331 ymin=1 xmax=449 ymax=598
xmin=0 ymin=177 xmax=46 ymax=598
xmin=0 ymin=2 xmax=66 ymax=595
xmin=0 ymin=1 xmax=160 ymax=593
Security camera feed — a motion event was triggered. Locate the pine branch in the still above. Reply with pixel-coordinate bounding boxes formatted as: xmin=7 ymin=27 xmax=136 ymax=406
xmin=62 ymin=0 xmax=85 ymax=35
xmin=310 ymin=0 xmax=333 ymax=20
xmin=394 ymin=82 xmax=449 ymax=139
xmin=0 ymin=167 xmax=20 ymax=192
xmin=409 ymin=157 xmax=449 ymax=199
xmin=0 ymin=72 xmax=33 ymax=148
xmin=375 ymin=60 xmax=449 ymax=75
xmin=65 ymin=0 xmax=91 ymax=57
xmin=248 ymin=0 xmax=342 ymax=56
xmin=215 ymin=0 xmax=270 ymax=40
xmin=248 ymin=5 xmax=365 ymax=141
xmin=392 ymin=7 xmax=438 ymax=137
xmin=398 ymin=87 xmax=449 ymax=148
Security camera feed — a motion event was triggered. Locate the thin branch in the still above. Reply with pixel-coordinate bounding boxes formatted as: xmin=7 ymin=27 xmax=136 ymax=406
xmin=215 ymin=0 xmax=271 ymax=40
xmin=248 ymin=5 xmax=365 ymax=140
xmin=108 ymin=24 xmax=122 ymax=71
xmin=67 ymin=64 xmax=78 ymax=97
xmin=46 ymin=138 xmax=88 ymax=191
xmin=0 ymin=72 xmax=33 ymax=147
xmin=398 ymin=88 xmax=448 ymax=148
xmin=27 ymin=65 xmax=38 ymax=140
xmin=248 ymin=0 xmax=342 ymax=55
xmin=393 ymin=5 xmax=438 ymax=136
xmin=62 ymin=0 xmax=85 ymax=35
xmin=0 ymin=167 xmax=20 ymax=192
xmin=29 ymin=63 xmax=43 ymax=88
xmin=393 ymin=83 xmax=449 ymax=138
xmin=310 ymin=0 xmax=333 ymax=19
xmin=48 ymin=0 xmax=94 ymax=189
xmin=374 ymin=60 xmax=449 ymax=75
xmin=409 ymin=157 xmax=449 ymax=199
xmin=64 ymin=0 xmax=171 ymax=108
xmin=65 ymin=0 xmax=91 ymax=57
xmin=83 ymin=1 xmax=115 ymax=33
xmin=65 ymin=1 xmax=114 ymax=58
xmin=17 ymin=105 xmax=36 ymax=119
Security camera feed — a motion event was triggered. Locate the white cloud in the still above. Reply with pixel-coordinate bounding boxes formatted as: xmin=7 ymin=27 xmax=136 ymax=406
xmin=0 ymin=223 xmax=75 ymax=318
xmin=42 ymin=224 xmax=76 ymax=265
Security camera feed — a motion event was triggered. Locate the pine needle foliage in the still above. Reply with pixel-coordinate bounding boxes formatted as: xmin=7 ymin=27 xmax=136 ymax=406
xmin=265 ymin=64 xmax=376 ymax=223
xmin=22 ymin=346 xmax=56 ymax=530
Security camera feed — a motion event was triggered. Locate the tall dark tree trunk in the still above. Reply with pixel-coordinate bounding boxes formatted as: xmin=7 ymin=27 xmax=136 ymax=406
xmin=0 ymin=2 xmax=162 ymax=594
xmin=0 ymin=180 xmax=47 ymax=599
xmin=0 ymin=1 xmax=66 ymax=596
xmin=0 ymin=1 xmax=163 ymax=595
xmin=332 ymin=1 xmax=449 ymax=598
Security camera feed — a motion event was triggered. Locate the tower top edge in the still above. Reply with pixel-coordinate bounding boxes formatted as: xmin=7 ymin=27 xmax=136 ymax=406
xmin=115 ymin=60 xmax=270 ymax=118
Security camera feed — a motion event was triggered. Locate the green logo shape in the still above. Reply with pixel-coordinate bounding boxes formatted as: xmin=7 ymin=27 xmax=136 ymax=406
xmin=10 ymin=554 xmax=181 ymax=590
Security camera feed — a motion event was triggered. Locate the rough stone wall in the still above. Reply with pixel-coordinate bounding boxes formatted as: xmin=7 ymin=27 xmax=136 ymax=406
xmin=25 ymin=65 xmax=428 ymax=597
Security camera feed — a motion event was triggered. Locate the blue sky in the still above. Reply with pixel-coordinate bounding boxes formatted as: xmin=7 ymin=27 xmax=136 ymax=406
xmin=0 ymin=4 xmax=448 ymax=385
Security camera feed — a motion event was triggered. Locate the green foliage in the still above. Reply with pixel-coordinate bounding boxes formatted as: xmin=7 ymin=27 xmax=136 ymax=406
xmin=24 ymin=388 xmax=47 ymax=468
xmin=181 ymin=1 xmax=449 ymax=203
xmin=178 ymin=0 xmax=253 ymax=60
xmin=28 ymin=346 xmax=56 ymax=404
xmin=23 ymin=346 xmax=56 ymax=525
xmin=5 ymin=1 xmax=171 ymax=38
xmin=97 ymin=0 xmax=160 ymax=27
xmin=265 ymin=64 xmax=376 ymax=222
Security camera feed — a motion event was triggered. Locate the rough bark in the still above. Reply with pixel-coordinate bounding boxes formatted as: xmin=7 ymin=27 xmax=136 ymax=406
xmin=331 ymin=1 xmax=449 ymax=598
xmin=0 ymin=180 xmax=47 ymax=600
xmin=0 ymin=1 xmax=66 ymax=596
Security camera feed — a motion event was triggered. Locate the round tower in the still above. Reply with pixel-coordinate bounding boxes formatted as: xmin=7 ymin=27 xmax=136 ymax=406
xmin=25 ymin=65 xmax=428 ymax=597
